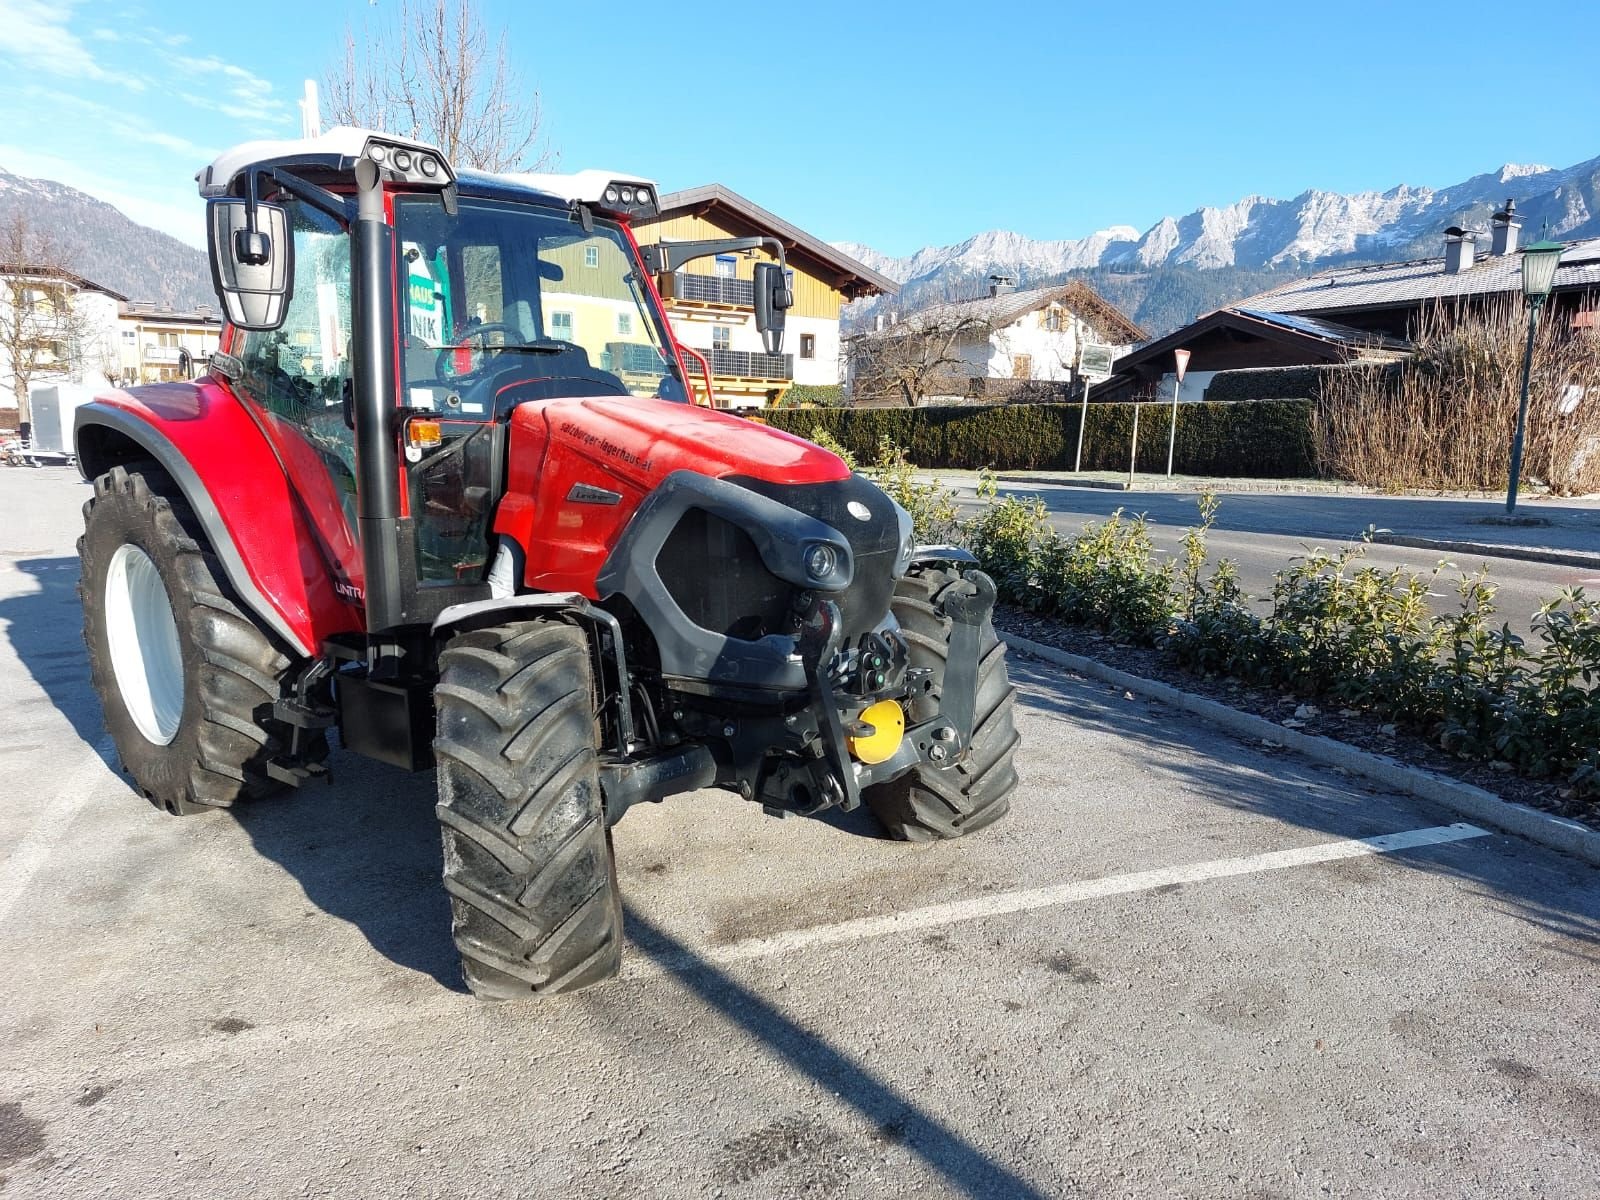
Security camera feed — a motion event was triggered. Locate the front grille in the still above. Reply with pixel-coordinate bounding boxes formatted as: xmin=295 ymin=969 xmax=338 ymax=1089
xmin=656 ymin=508 xmax=792 ymax=641
xmin=728 ymin=474 xmax=901 ymax=644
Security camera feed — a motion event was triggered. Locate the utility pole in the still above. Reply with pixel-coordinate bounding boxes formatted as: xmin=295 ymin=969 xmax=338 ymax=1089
xmin=1166 ymin=348 xmax=1190 ymax=479
xmin=1127 ymin=402 xmax=1141 ymax=490
xmin=1074 ymin=375 xmax=1091 ymax=473
xmin=1506 ymin=240 xmax=1564 ymax=513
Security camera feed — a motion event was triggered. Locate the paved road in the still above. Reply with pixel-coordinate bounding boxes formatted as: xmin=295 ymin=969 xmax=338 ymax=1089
xmin=939 ymin=476 xmax=1600 ymax=640
xmin=3 ymin=466 xmax=1598 ymax=1198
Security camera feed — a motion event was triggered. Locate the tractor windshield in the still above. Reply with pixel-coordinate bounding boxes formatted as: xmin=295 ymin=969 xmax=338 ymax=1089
xmin=393 ymin=194 xmax=684 ymax=410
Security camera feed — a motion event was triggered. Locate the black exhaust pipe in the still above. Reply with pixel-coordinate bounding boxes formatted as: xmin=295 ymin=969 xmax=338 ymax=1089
xmin=351 ymin=158 xmax=405 ymax=632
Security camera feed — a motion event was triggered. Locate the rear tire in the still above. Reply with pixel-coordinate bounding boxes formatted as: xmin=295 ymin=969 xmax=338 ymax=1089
xmin=865 ymin=566 xmax=1020 ymax=841
xmin=433 ymin=620 xmax=623 ymax=1000
xmin=79 ymin=462 xmax=323 ymax=815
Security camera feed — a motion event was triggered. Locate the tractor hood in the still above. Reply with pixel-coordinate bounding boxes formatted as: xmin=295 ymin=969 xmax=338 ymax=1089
xmin=540 ymin=396 xmax=851 ymax=490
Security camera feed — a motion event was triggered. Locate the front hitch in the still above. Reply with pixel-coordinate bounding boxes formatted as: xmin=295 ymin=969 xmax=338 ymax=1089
xmin=936 ymin=569 xmax=997 ymax=748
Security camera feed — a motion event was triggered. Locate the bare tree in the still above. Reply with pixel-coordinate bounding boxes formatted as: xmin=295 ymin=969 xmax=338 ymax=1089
xmin=0 ymin=212 xmax=94 ymax=432
xmin=846 ymin=309 xmax=994 ymax=407
xmin=325 ymin=0 xmax=552 ymax=172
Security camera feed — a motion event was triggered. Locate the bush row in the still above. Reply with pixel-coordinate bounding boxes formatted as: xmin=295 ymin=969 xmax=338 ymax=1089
xmin=779 ymin=383 xmax=845 ymax=408
xmin=862 ymin=448 xmax=1600 ymax=803
xmin=765 ymin=400 xmax=1320 ymax=478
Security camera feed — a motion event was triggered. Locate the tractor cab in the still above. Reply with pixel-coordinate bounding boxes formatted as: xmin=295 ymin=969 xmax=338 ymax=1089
xmin=196 ymin=127 xmax=778 ymax=633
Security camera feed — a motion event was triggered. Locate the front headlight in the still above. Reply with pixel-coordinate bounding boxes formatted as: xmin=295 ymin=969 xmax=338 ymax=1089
xmin=891 ymin=502 xmax=916 ymax=578
xmin=803 ymin=541 xmax=839 ymax=584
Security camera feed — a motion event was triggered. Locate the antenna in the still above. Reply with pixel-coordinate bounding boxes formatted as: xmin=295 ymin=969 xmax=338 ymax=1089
xmin=298 ymin=80 xmax=322 ymax=139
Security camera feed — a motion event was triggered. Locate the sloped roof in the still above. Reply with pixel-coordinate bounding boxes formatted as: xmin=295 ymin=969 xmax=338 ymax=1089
xmin=0 ymin=263 xmax=128 ymax=301
xmin=1242 ymin=237 xmax=1600 ymax=316
xmin=653 ymin=184 xmax=898 ymax=299
xmin=1111 ymin=305 xmax=1409 ymax=377
xmin=876 ymin=280 xmax=1146 ymax=344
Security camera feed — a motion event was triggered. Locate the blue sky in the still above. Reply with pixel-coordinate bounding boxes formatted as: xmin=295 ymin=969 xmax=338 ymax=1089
xmin=2 ymin=0 xmax=1598 ymax=256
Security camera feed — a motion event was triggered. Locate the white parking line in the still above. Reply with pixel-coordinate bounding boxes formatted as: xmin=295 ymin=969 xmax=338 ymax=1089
xmin=623 ymin=822 xmax=1491 ymax=977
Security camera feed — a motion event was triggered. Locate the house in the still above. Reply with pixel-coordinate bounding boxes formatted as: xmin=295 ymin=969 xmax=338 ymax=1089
xmin=1100 ymin=306 xmax=1410 ymax=403
xmin=633 ymin=185 xmax=897 ymax=409
xmin=0 ymin=265 xmax=124 ymax=423
xmin=1240 ymin=201 xmax=1600 ymax=339
xmin=846 ymin=278 xmax=1145 ymax=406
xmin=116 ymin=301 xmax=224 ymax=385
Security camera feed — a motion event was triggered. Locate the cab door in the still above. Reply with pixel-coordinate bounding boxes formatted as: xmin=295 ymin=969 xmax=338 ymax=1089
xmin=227 ymin=198 xmax=363 ymax=597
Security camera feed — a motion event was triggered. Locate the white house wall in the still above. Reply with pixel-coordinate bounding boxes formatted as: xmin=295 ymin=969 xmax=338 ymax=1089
xmin=669 ymin=311 xmax=842 ymax=391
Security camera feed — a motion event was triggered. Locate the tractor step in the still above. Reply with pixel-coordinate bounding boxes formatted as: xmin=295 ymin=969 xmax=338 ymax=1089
xmin=274 ymin=697 xmax=337 ymax=730
xmin=265 ymin=758 xmax=331 ymax=787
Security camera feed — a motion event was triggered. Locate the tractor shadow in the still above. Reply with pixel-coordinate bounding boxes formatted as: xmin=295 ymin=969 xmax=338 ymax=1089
xmin=624 ymin=906 xmax=1054 ymax=1199
xmin=0 ymin=555 xmax=461 ymax=988
xmin=228 ymin=750 xmax=463 ymax=990
xmin=0 ymin=556 xmax=107 ymax=753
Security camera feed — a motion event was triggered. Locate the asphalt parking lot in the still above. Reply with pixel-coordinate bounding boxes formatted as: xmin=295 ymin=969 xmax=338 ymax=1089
xmin=3 ymin=467 xmax=1598 ymax=1199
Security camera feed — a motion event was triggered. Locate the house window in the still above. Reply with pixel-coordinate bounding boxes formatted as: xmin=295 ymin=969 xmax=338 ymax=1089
xmin=799 ymin=333 xmax=815 ymax=359
xmin=712 ymin=326 xmax=731 ymax=350
xmin=584 ymin=246 xmax=599 ymax=269
xmin=714 ymin=255 xmax=737 ymax=280
xmin=1045 ymin=307 xmax=1062 ymax=332
xmin=616 ymin=312 xmax=633 ymax=337
xmin=1013 ymin=353 xmax=1032 ymax=380
xmin=550 ymin=310 xmax=574 ymax=339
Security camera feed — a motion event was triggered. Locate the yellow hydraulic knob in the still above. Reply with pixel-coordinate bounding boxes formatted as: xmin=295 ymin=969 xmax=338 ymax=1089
xmin=848 ymin=699 xmax=905 ymax=765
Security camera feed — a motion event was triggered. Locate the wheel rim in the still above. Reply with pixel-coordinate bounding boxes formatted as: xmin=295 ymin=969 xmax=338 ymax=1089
xmin=104 ymin=544 xmax=185 ymax=745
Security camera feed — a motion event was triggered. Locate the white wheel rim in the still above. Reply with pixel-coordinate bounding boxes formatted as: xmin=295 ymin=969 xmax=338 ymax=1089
xmin=104 ymin=544 xmax=185 ymax=745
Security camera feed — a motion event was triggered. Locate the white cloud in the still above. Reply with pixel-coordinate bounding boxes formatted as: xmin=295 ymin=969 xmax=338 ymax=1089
xmin=0 ymin=1 xmax=140 ymax=87
xmin=178 ymin=55 xmax=291 ymax=128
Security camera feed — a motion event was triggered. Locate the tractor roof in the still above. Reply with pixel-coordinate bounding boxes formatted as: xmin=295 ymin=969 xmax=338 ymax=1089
xmin=198 ymin=127 xmax=656 ymax=217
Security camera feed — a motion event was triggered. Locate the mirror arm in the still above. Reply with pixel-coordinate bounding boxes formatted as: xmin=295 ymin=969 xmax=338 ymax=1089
xmin=234 ymin=171 xmax=269 ymax=266
xmin=264 ymin=168 xmax=355 ymax=226
xmin=640 ymin=236 xmax=787 ymax=276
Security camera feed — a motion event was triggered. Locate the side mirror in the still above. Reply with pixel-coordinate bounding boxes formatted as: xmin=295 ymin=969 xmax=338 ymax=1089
xmin=753 ymin=261 xmax=792 ymax=355
xmin=206 ymin=198 xmax=293 ymax=330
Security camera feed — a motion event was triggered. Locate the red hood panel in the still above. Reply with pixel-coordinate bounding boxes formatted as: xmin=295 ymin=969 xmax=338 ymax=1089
xmin=543 ymin=397 xmax=850 ymax=488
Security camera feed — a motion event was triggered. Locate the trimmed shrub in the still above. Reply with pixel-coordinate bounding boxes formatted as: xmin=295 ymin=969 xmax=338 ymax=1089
xmin=765 ymin=400 xmax=1321 ymax=478
xmin=779 ymin=383 xmax=845 ymax=408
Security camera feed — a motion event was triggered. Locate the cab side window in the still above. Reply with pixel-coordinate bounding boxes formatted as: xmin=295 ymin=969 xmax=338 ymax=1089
xmin=231 ymin=200 xmax=360 ymax=552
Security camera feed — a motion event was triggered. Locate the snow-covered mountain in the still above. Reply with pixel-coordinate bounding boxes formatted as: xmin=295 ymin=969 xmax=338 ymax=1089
xmin=0 ymin=168 xmax=212 ymax=311
xmin=840 ymin=154 xmax=1600 ymax=332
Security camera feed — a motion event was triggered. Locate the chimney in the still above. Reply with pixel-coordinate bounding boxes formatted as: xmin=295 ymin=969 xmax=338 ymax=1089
xmin=1443 ymin=226 xmax=1478 ymax=275
xmin=988 ymin=274 xmax=1016 ymax=298
xmin=1490 ymin=198 xmax=1521 ymax=256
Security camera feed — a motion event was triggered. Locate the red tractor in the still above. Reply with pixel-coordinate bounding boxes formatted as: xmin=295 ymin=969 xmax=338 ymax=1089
xmin=74 ymin=128 xmax=1019 ymax=999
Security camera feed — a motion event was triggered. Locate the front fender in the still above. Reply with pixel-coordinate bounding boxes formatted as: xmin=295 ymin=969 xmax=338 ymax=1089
xmin=75 ymin=382 xmax=362 ymax=657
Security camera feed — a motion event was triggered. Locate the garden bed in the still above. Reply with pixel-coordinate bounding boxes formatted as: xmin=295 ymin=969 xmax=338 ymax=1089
xmin=995 ymin=606 xmax=1599 ymax=828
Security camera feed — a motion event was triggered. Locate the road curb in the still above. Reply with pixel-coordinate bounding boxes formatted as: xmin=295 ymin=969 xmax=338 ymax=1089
xmin=1001 ymin=632 xmax=1600 ymax=868
xmin=1372 ymin=533 xmax=1600 ymax=571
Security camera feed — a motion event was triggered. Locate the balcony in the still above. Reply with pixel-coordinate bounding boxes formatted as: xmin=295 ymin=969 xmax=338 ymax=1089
xmin=707 ymin=347 xmax=792 ymax=381
xmin=658 ymin=271 xmax=754 ymax=310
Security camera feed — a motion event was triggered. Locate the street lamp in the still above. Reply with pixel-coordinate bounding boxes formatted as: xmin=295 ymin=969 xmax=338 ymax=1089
xmin=1506 ymin=239 xmax=1564 ymax=513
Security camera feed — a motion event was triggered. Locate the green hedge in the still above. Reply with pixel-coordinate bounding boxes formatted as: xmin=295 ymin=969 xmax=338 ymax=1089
xmin=762 ymin=400 xmax=1320 ymax=478
xmin=1204 ymin=363 xmax=1396 ymax=404
xmin=778 ymin=383 xmax=845 ymax=408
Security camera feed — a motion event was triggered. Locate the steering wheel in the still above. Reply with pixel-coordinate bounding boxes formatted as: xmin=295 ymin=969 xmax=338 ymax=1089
xmin=436 ymin=322 xmax=526 ymax=383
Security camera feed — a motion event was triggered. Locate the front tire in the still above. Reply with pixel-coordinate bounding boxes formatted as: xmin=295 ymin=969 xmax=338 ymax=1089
xmin=433 ymin=620 xmax=623 ymax=1000
xmin=79 ymin=462 xmax=320 ymax=815
xmin=865 ymin=566 xmax=1020 ymax=841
